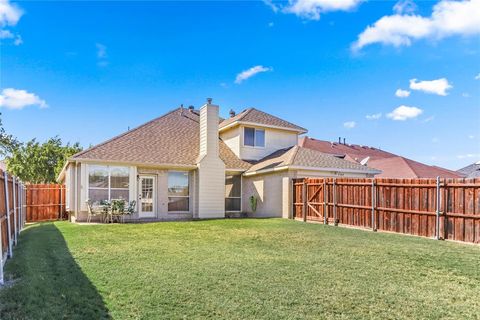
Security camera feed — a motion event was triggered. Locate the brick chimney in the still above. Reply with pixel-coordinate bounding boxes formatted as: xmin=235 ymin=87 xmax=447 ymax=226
xmin=196 ymin=98 xmax=226 ymax=218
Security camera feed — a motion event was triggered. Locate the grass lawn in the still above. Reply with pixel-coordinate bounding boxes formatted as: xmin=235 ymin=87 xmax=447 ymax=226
xmin=1 ymin=219 xmax=479 ymax=319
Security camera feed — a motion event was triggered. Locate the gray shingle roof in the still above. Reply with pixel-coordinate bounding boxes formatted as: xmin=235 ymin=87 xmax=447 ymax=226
xmin=246 ymin=146 xmax=380 ymax=174
xmin=72 ymin=108 xmax=251 ymax=170
xmin=457 ymin=162 xmax=480 ymax=178
xmin=220 ymin=108 xmax=307 ymax=132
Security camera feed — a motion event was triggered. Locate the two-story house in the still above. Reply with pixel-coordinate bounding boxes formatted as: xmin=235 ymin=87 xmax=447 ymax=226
xmin=58 ymin=99 xmax=379 ymax=222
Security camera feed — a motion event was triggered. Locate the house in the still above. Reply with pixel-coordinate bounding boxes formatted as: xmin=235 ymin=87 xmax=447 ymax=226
xmin=457 ymin=161 xmax=480 ymax=178
xmin=299 ymin=137 xmax=463 ymax=179
xmin=58 ymin=99 xmax=379 ymax=222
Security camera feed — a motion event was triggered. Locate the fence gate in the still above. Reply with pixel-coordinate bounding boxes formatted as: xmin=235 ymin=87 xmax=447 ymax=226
xmin=25 ymin=184 xmax=66 ymax=222
xmin=293 ymin=177 xmax=480 ymax=244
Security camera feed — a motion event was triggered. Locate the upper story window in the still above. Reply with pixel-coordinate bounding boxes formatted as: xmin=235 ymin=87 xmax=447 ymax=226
xmin=88 ymin=165 xmax=130 ymax=205
xmin=244 ymin=127 xmax=265 ymax=148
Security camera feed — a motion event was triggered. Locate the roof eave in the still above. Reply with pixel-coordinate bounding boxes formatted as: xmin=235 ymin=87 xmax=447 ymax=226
xmin=243 ymin=165 xmax=381 ymax=177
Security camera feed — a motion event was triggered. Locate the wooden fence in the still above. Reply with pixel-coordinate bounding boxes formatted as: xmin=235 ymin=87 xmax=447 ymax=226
xmin=293 ymin=177 xmax=480 ymax=244
xmin=25 ymin=184 xmax=66 ymax=222
xmin=0 ymin=169 xmax=26 ymax=285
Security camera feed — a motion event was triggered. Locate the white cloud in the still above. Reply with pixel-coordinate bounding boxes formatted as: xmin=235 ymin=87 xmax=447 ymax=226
xmin=462 ymin=92 xmax=471 ymax=98
xmin=409 ymin=78 xmax=452 ymax=96
xmin=393 ymin=0 xmax=417 ymax=15
xmin=96 ymin=43 xmax=107 ymax=58
xmin=343 ymin=121 xmax=356 ymax=129
xmin=475 ymin=73 xmax=480 ymax=80
xmin=0 ymin=0 xmax=22 ymax=27
xmin=422 ymin=115 xmax=435 ymax=123
xmin=0 ymin=88 xmax=47 ymax=110
xmin=457 ymin=153 xmax=480 ymax=159
xmin=432 ymin=137 xmax=439 ymax=143
xmin=395 ymin=88 xmax=410 ymax=98
xmin=387 ymin=105 xmax=423 ymax=120
xmin=468 ymin=134 xmax=475 ymax=139
xmin=235 ymin=65 xmax=272 ymax=84
xmin=352 ymin=0 xmax=480 ymax=51
xmin=366 ymin=113 xmax=381 ymax=120
xmin=0 ymin=0 xmax=23 ymax=45
xmin=265 ymin=0 xmax=363 ymax=20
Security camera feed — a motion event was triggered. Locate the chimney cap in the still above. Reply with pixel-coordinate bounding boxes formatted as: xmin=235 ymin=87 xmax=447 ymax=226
xmin=206 ymin=97 xmax=213 ymax=104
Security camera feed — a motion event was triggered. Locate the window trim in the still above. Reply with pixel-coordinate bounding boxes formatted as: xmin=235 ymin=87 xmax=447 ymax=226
xmin=87 ymin=165 xmax=130 ymax=205
xmin=167 ymin=170 xmax=190 ymax=213
xmin=243 ymin=127 xmax=265 ymax=149
xmin=225 ymin=174 xmax=242 ymax=212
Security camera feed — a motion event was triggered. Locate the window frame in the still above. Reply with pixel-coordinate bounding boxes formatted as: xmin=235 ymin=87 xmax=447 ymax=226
xmin=243 ymin=127 xmax=265 ymax=148
xmin=87 ymin=165 xmax=130 ymax=205
xmin=167 ymin=171 xmax=190 ymax=213
xmin=225 ymin=174 xmax=242 ymax=212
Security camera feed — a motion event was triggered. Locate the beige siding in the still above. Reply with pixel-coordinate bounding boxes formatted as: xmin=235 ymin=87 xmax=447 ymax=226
xmin=239 ymin=125 xmax=298 ymax=161
xmin=219 ymin=126 xmax=241 ymax=158
xmin=242 ymin=170 xmax=296 ymax=217
xmin=197 ymin=104 xmax=226 ymax=219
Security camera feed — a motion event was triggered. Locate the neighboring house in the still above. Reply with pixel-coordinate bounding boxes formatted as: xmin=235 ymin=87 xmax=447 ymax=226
xmin=457 ymin=161 xmax=480 ymax=178
xmin=299 ymin=137 xmax=463 ymax=179
xmin=58 ymin=100 xmax=379 ymax=222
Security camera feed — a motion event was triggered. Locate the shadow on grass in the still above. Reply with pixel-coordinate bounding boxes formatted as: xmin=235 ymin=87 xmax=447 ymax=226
xmin=0 ymin=223 xmax=110 ymax=319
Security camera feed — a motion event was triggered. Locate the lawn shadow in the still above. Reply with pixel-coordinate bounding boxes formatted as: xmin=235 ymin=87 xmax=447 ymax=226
xmin=0 ymin=223 xmax=111 ymax=319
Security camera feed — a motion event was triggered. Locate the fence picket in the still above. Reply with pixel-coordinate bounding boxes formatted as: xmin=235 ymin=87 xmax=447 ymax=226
xmin=293 ymin=177 xmax=480 ymax=244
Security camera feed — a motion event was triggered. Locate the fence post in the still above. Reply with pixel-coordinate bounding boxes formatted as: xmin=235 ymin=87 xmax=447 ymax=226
xmin=302 ymin=179 xmax=307 ymax=222
xmin=4 ymin=171 xmax=12 ymax=258
xmin=323 ymin=179 xmax=327 ymax=225
xmin=12 ymin=177 xmax=17 ymax=245
xmin=371 ymin=179 xmax=376 ymax=231
xmin=435 ymin=176 xmax=441 ymax=240
xmin=333 ymin=178 xmax=337 ymax=226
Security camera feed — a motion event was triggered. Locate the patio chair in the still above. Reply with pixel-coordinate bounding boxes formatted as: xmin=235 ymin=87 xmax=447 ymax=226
xmin=86 ymin=200 xmax=101 ymax=223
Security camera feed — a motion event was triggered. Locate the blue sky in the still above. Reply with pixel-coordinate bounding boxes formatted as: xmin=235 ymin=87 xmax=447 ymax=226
xmin=0 ymin=0 xmax=479 ymax=170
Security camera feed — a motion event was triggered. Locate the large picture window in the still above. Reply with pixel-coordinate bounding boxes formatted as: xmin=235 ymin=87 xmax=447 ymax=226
xmin=168 ymin=171 xmax=189 ymax=212
xmin=225 ymin=175 xmax=241 ymax=212
xmin=88 ymin=165 xmax=130 ymax=205
xmin=244 ymin=127 xmax=265 ymax=147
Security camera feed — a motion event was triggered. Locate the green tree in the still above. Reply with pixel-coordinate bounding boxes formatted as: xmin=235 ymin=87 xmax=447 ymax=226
xmin=6 ymin=137 xmax=82 ymax=184
xmin=0 ymin=113 xmax=20 ymax=157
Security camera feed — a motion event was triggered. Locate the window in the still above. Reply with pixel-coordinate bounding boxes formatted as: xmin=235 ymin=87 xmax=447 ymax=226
xmin=88 ymin=165 xmax=130 ymax=205
xmin=244 ymin=127 xmax=265 ymax=147
xmin=168 ymin=171 xmax=189 ymax=212
xmin=225 ymin=175 xmax=241 ymax=211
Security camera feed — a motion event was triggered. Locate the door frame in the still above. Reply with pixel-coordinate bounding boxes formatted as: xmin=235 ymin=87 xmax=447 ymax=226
xmin=138 ymin=175 xmax=156 ymax=218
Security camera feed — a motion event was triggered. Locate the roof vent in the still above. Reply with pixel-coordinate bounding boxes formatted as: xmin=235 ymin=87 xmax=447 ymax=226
xmin=229 ymin=109 xmax=236 ymax=118
xmin=188 ymin=105 xmax=194 ymax=111
xmin=207 ymin=97 xmax=213 ymax=104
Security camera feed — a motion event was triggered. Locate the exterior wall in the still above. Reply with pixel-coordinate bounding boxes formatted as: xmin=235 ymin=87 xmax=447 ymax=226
xmin=219 ymin=126 xmax=241 ymax=158
xmin=229 ymin=124 xmax=299 ymax=161
xmin=242 ymin=170 xmax=297 ymax=218
xmin=242 ymin=169 xmax=373 ymax=218
xmin=197 ymin=103 xmax=226 ymax=219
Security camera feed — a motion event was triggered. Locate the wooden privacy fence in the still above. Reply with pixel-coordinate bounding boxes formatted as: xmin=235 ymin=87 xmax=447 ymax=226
xmin=0 ymin=169 xmax=26 ymax=285
xmin=293 ymin=177 xmax=480 ymax=244
xmin=25 ymin=184 xmax=66 ymax=222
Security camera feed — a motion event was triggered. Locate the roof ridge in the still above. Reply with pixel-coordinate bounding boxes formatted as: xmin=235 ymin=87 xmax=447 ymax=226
xmin=71 ymin=107 xmax=181 ymax=159
xmin=286 ymin=145 xmax=300 ymax=165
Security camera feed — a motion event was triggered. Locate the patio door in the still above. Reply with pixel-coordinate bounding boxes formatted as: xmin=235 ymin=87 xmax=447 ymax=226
xmin=138 ymin=175 xmax=156 ymax=218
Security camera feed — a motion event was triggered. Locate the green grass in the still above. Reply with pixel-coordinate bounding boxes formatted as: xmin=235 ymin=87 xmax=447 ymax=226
xmin=1 ymin=219 xmax=479 ymax=319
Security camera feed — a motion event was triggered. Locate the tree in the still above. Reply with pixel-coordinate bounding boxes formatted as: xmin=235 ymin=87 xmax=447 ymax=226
xmin=6 ymin=137 xmax=82 ymax=184
xmin=0 ymin=113 xmax=20 ymax=157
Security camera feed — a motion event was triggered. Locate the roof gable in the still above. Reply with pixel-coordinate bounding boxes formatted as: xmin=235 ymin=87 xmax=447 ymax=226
xmin=220 ymin=108 xmax=307 ymax=133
